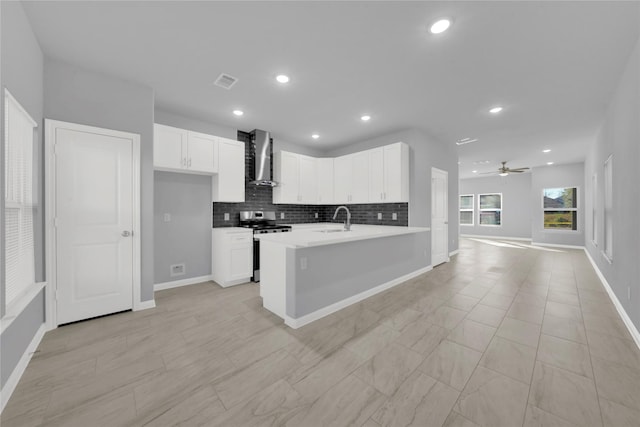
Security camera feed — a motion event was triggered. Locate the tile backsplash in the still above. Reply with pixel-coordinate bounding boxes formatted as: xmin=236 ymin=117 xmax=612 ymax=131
xmin=212 ymin=131 xmax=408 ymax=227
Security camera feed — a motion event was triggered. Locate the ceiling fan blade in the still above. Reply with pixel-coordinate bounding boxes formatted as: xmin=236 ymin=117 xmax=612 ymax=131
xmin=479 ymin=171 xmax=498 ymax=174
xmin=508 ymin=167 xmax=530 ymax=171
xmin=508 ymin=170 xmax=526 ymax=173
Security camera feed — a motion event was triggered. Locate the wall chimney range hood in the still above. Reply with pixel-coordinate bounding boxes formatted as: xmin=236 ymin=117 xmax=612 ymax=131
xmin=250 ymin=129 xmax=277 ymax=187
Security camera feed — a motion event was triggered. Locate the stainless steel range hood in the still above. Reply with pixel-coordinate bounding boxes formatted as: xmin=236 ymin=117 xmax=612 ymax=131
xmin=250 ymin=129 xmax=277 ymax=187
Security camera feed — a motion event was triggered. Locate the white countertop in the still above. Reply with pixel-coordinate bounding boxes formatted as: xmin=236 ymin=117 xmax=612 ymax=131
xmin=256 ymin=224 xmax=430 ymax=248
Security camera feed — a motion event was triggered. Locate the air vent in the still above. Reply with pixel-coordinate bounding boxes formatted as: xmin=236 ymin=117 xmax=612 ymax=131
xmin=456 ymin=137 xmax=478 ymax=146
xmin=214 ymin=73 xmax=239 ymax=90
xmin=473 ymin=160 xmax=492 ymax=165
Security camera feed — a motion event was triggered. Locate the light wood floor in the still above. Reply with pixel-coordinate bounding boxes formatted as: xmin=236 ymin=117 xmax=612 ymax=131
xmin=3 ymin=238 xmax=640 ymax=426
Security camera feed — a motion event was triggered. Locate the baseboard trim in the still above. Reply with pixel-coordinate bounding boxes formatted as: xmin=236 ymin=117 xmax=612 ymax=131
xmin=1 ymin=323 xmax=46 ymax=413
xmin=531 ymin=242 xmax=585 ymax=249
xmin=215 ymin=277 xmax=253 ymax=288
xmin=284 ymin=265 xmax=433 ymax=329
xmin=461 ymin=234 xmax=532 ymax=241
xmin=135 ymin=299 xmax=156 ymax=311
xmin=154 ymin=275 xmax=214 ymax=292
xmin=583 ymin=248 xmax=640 ymax=350
xmin=449 ymin=249 xmax=459 ymax=257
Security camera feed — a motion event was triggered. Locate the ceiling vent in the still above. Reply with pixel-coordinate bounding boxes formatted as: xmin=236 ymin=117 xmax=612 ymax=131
xmin=214 ymin=73 xmax=239 ymax=90
xmin=473 ymin=160 xmax=492 ymax=165
xmin=456 ymin=137 xmax=479 ymax=146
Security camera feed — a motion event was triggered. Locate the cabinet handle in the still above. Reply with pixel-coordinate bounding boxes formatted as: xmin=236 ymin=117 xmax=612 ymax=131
xmin=383 ymin=192 xmax=386 ymax=200
xmin=188 ymin=158 xmax=192 ymax=167
xmin=381 ymin=192 xmax=383 ymax=201
xmin=183 ymin=157 xmax=187 ymax=167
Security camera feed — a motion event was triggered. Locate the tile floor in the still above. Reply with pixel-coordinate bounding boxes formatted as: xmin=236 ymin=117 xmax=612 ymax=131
xmin=2 ymin=238 xmax=640 ymax=426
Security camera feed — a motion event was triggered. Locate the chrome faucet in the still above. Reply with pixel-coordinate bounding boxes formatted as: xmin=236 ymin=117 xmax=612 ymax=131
xmin=333 ymin=206 xmax=351 ymax=231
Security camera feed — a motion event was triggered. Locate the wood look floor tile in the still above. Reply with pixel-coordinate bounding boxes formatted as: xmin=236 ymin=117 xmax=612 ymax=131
xmin=529 ymin=362 xmax=602 ymax=426
xmin=586 ymin=330 xmax=640 ymax=369
xmin=480 ymin=292 xmax=514 ymax=310
xmin=343 ymin=324 xmax=401 ymax=360
xmin=285 ymin=375 xmax=386 ymax=427
xmin=446 ymin=294 xmax=481 ymax=312
xmin=496 ymin=317 xmax=541 ymax=348
xmin=372 ymin=372 xmax=459 ymax=427
xmin=541 ymin=314 xmax=587 ymax=344
xmin=598 ymin=397 xmax=640 ymax=427
xmin=447 ymin=319 xmax=496 ymax=352
xmin=419 ymin=340 xmax=482 ymax=391
xmin=455 ymin=366 xmax=529 ymax=427
xmin=591 ymin=357 xmax=640 ymax=412
xmin=426 ymin=306 xmax=468 ymax=330
xmin=354 ymin=343 xmax=424 ymax=396
xmin=480 ymin=336 xmax=536 ymax=384
xmin=507 ymin=302 xmax=545 ymax=325
xmin=465 ymin=304 xmax=506 ymax=327
xmin=583 ymin=313 xmax=633 ymax=340
xmin=523 ymin=405 xmax=578 ymax=427
xmin=442 ymin=411 xmax=481 ymax=427
xmin=537 ymin=334 xmax=593 ymax=378
xmin=409 ymin=323 xmax=450 ymax=356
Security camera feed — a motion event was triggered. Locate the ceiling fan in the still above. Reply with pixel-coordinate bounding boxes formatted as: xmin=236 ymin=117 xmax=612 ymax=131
xmin=481 ymin=161 xmax=530 ymax=176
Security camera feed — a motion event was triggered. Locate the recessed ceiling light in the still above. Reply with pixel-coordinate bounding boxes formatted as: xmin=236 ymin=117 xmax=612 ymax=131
xmin=472 ymin=170 xmax=478 ymax=173
xmin=311 ymin=134 xmax=320 ymax=139
xmin=361 ymin=115 xmax=371 ymax=122
xmin=489 ymin=106 xmax=503 ymax=114
xmin=430 ymin=19 xmax=451 ymax=34
xmin=232 ymin=110 xmax=244 ymax=116
xmin=543 ymin=149 xmax=551 ymax=153
xmin=547 ymin=162 xmax=554 ymax=165
xmin=276 ymin=74 xmax=290 ymax=84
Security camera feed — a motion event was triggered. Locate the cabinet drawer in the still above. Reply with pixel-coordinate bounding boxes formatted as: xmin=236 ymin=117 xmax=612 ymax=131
xmin=228 ymin=235 xmax=252 ymax=244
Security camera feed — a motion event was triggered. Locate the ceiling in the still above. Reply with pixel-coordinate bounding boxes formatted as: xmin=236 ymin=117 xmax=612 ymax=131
xmin=22 ymin=1 xmax=640 ymax=178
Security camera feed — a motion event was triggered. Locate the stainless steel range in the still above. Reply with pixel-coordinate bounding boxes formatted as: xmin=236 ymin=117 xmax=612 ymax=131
xmin=239 ymin=211 xmax=291 ymax=281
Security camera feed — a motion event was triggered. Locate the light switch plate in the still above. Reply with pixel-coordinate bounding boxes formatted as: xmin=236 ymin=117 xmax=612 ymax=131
xmin=392 ymin=213 xmax=398 ymax=220
xmin=224 ymin=213 xmax=230 ymax=221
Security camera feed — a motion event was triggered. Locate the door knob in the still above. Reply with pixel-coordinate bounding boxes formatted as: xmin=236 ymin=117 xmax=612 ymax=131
xmin=121 ymin=230 xmax=131 ymax=237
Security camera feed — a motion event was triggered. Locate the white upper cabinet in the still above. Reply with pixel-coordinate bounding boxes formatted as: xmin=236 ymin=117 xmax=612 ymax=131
xmin=382 ymin=142 xmax=409 ymax=202
xmin=212 ymin=137 xmax=245 ymax=202
xmin=273 ymin=142 xmax=409 ymax=205
xmin=317 ymin=158 xmax=334 ymax=204
xmin=154 ymin=124 xmax=186 ymax=170
xmin=153 ymin=124 xmax=217 ymax=174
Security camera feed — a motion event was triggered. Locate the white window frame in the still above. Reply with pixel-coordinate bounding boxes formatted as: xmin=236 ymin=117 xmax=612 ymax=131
xmin=591 ymin=173 xmax=597 ymax=246
xmin=542 ymin=187 xmax=579 ymax=233
xmin=459 ymin=194 xmax=474 ymax=226
xmin=478 ymin=193 xmax=502 ymax=227
xmin=603 ymin=155 xmax=613 ymax=263
xmin=3 ymin=89 xmax=39 ymax=316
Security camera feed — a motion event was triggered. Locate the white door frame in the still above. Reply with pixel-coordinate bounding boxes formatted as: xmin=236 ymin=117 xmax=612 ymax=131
xmin=44 ymin=119 xmax=142 ymax=330
xmin=431 ymin=167 xmax=449 ymax=266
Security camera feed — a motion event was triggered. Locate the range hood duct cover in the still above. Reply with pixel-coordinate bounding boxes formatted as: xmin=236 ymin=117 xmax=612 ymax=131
xmin=251 ymin=129 xmax=277 ymax=187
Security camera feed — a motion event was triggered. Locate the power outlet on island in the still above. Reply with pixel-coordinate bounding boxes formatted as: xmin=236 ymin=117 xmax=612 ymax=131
xmin=300 ymin=257 xmax=308 ymax=270
xmin=392 ymin=213 xmax=398 ymax=220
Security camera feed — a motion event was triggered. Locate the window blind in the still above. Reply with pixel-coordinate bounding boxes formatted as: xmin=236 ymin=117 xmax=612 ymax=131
xmin=4 ymin=89 xmax=37 ymax=308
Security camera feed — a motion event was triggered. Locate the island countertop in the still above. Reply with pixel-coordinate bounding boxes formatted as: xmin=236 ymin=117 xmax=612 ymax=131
xmin=256 ymin=223 xmax=430 ymax=248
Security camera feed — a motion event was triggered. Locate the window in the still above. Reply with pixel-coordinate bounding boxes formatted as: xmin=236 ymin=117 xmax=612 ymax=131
xmin=4 ymin=89 xmax=37 ymax=309
xmin=591 ymin=173 xmax=597 ymax=245
xmin=459 ymin=194 xmax=474 ymax=225
xmin=603 ymin=155 xmax=613 ymax=261
xmin=478 ymin=193 xmax=502 ymax=226
xmin=543 ymin=187 xmax=578 ymax=231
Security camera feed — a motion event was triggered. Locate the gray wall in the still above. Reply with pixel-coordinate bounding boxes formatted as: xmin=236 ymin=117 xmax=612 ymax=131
xmin=44 ymin=58 xmax=155 ymax=301
xmin=459 ymin=173 xmax=532 ymax=239
xmin=585 ymin=37 xmax=640 ymax=330
xmin=325 ymin=128 xmax=460 ymax=260
xmin=0 ymin=0 xmax=45 ymax=389
xmin=154 ymin=172 xmax=213 ymax=284
xmin=531 ymin=162 xmax=585 ymax=246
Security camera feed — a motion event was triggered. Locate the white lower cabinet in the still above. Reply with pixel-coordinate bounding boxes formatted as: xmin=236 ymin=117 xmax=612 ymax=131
xmin=211 ymin=228 xmax=253 ymax=287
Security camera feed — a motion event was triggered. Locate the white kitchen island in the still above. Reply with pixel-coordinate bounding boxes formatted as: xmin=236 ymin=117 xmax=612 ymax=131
xmin=257 ymin=223 xmax=431 ymax=328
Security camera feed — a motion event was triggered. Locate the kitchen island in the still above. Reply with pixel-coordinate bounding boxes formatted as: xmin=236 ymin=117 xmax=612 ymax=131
xmin=257 ymin=223 xmax=431 ymax=328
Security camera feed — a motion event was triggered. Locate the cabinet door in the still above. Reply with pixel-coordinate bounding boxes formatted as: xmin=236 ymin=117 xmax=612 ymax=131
xmin=351 ymin=151 xmax=370 ymax=203
xmin=383 ymin=143 xmax=408 ymax=202
xmin=274 ymin=151 xmax=300 ymax=204
xmin=317 ymin=158 xmax=334 ymax=204
xmin=187 ymin=131 xmax=217 ymax=173
xmin=214 ymin=139 xmax=245 ymax=202
xmin=333 ymin=155 xmax=352 ymax=204
xmin=154 ymin=124 xmax=186 ymax=170
xmin=229 ymin=244 xmax=252 ymax=281
xmin=368 ymin=147 xmax=384 ymax=202
xmin=298 ymin=155 xmax=318 ymax=204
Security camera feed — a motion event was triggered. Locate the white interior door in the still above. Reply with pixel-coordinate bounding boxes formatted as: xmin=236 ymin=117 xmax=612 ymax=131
xmin=53 ymin=124 xmax=137 ymax=324
xmin=431 ymin=167 xmax=449 ymax=266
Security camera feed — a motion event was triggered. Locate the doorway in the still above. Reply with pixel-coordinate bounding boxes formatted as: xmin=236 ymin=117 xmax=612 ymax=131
xmin=431 ymin=167 xmax=449 ymax=266
xmin=45 ymin=120 xmax=141 ymax=326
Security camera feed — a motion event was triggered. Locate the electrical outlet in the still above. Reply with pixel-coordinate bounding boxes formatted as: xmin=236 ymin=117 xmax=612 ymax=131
xmin=300 ymin=257 xmax=307 ymax=270
xmin=281 ymin=212 xmax=285 ymax=219
xmin=377 ymin=213 xmax=382 ymax=220
xmin=392 ymin=213 xmax=398 ymax=220
xmin=224 ymin=213 xmax=230 ymax=221
xmin=315 ymin=212 xmax=318 ymax=219
xmin=163 ymin=213 xmax=171 ymax=222
xmin=170 ymin=263 xmax=185 ymax=277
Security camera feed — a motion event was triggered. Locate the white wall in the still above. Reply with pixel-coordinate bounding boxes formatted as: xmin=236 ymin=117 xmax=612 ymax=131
xmin=585 ymin=37 xmax=640 ymax=330
xmin=459 ymin=173 xmax=532 ymax=239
